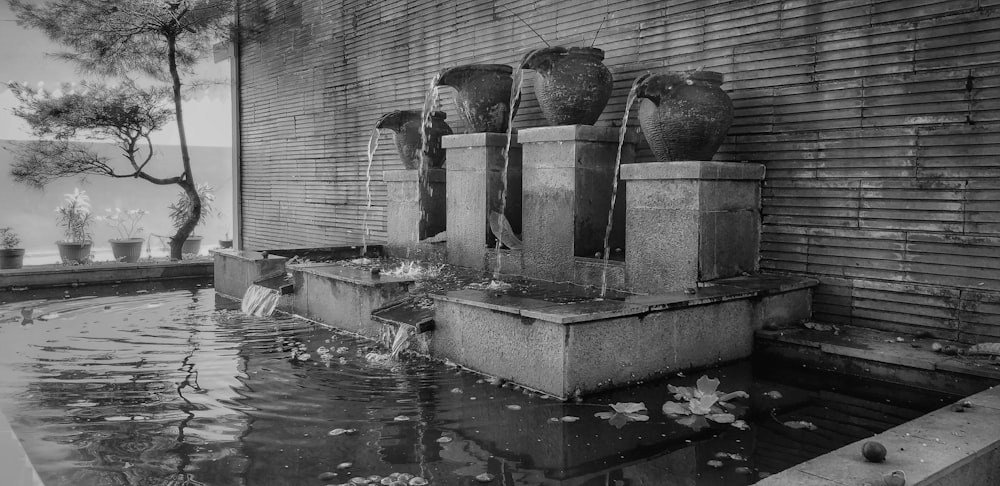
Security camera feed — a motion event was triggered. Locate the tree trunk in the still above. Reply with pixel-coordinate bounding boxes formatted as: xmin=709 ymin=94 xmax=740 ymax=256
xmin=169 ymin=179 xmax=201 ymax=260
xmin=166 ymin=31 xmax=199 ymax=261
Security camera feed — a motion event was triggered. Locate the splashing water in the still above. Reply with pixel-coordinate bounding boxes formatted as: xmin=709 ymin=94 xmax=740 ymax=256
xmin=382 ymin=260 xmax=444 ymax=279
xmin=600 ymin=76 xmax=644 ymax=297
xmin=241 ymin=284 xmax=280 ymax=317
xmin=367 ymin=323 xmax=416 ymax=364
xmin=362 ymin=126 xmax=382 ymax=257
xmin=493 ymin=66 xmax=525 ymax=279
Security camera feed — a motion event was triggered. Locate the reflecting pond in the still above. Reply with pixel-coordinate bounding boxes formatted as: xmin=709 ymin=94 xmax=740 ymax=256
xmin=0 ymin=281 xmax=959 ymax=485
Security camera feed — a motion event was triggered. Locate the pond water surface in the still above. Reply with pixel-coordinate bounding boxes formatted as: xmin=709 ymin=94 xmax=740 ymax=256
xmin=0 ymin=280 xmax=959 ymax=485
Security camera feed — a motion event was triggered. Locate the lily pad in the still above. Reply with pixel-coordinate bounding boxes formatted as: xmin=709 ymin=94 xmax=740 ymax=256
xmin=783 ymin=420 xmax=817 ymax=430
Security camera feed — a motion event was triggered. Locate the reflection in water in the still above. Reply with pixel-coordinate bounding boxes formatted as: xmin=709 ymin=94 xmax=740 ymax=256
xmin=0 ymin=286 xmax=959 ymax=485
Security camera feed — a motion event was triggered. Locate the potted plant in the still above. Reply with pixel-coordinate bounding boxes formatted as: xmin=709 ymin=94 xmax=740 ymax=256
xmin=219 ymin=230 xmax=233 ymax=249
xmin=0 ymin=227 xmax=25 ymax=270
xmin=54 ymin=188 xmax=94 ymax=264
xmin=168 ymin=183 xmax=216 ymax=256
xmin=97 ymin=208 xmax=148 ymax=263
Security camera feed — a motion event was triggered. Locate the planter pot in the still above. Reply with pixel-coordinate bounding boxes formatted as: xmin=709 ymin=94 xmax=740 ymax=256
xmin=635 ymin=70 xmax=734 ymax=161
xmin=109 ymin=238 xmax=144 ymax=263
xmin=0 ymin=248 xmax=25 ymax=270
xmin=437 ymin=64 xmax=514 ymax=133
xmin=521 ymin=46 xmax=613 ymax=126
xmin=219 ymin=239 xmax=233 ymax=249
xmin=56 ymin=241 xmax=92 ymax=264
xmin=375 ymin=110 xmax=453 ymax=169
xmin=182 ymin=236 xmax=203 ymax=256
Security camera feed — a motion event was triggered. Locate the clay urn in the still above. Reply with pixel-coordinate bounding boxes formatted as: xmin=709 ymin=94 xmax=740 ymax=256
xmin=634 ymin=70 xmax=734 ymax=161
xmin=520 ymin=46 xmax=613 ymax=126
xmin=436 ymin=64 xmax=514 ymax=133
xmin=375 ymin=110 xmax=452 ymax=169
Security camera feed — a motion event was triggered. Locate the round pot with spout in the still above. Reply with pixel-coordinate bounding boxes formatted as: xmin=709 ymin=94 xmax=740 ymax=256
xmin=521 ymin=46 xmax=613 ymax=126
xmin=436 ymin=64 xmax=513 ymax=133
xmin=634 ymin=70 xmax=734 ymax=162
xmin=375 ymin=110 xmax=453 ymax=169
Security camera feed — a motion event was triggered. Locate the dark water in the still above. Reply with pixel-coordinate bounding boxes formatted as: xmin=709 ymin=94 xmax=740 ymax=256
xmin=0 ymin=282 xmax=960 ymax=486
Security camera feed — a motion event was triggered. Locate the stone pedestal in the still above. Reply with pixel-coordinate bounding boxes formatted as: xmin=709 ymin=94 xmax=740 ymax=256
xmin=384 ymin=168 xmax=446 ymax=258
xmin=621 ymin=161 xmax=765 ymax=294
xmin=519 ymin=125 xmax=635 ymax=283
xmin=442 ymin=133 xmax=522 ymax=270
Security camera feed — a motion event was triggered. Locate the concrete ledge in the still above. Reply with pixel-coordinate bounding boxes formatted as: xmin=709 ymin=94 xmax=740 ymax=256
xmin=434 ymin=275 xmax=817 ymax=324
xmin=441 ymin=132 xmax=516 ymax=148
xmin=0 ymin=409 xmax=44 ymax=486
xmin=620 ymin=160 xmax=765 ymax=180
xmin=757 ymin=385 xmax=1000 ymax=486
xmin=1 ymin=259 xmax=214 ymax=290
xmin=517 ymin=124 xmax=638 ymax=144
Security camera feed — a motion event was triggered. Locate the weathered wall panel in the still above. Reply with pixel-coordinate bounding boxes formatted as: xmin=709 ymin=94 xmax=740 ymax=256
xmin=239 ymin=0 xmax=1000 ymax=343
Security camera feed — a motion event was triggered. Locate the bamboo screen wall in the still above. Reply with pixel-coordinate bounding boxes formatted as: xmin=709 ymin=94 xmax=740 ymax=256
xmin=238 ymin=0 xmax=1000 ymax=343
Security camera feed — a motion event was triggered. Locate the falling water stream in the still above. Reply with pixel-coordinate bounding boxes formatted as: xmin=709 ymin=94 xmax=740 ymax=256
xmin=362 ymin=127 xmax=382 ymax=257
xmin=599 ymin=76 xmax=644 ymax=297
xmin=493 ymin=66 xmax=525 ymax=279
xmin=419 ymin=73 xmax=444 ymax=241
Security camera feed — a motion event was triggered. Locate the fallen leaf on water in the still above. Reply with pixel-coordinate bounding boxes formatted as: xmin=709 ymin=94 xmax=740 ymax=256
xmin=764 ymin=390 xmax=783 ymax=399
xmin=506 ymin=404 xmax=521 ymax=411
xmin=435 ymin=436 xmax=452 ymax=443
xmin=783 ymin=420 xmax=817 ymax=430
xmin=393 ymin=415 xmax=410 ymax=422
xmin=706 ymin=460 xmax=724 ymax=468
xmin=560 ymin=416 xmax=580 ymax=422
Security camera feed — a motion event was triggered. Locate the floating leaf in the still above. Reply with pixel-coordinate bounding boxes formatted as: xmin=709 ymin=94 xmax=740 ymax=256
xmin=336 ymin=462 xmax=352 ymax=469
xmin=731 ymin=419 xmax=749 ymax=430
xmin=689 ymin=395 xmax=719 ymax=415
xmin=719 ymin=391 xmax=750 ymax=402
xmin=695 ymin=376 xmax=720 ymax=396
xmin=763 ymin=390 xmax=783 ymax=399
xmin=328 ymin=428 xmax=357 ymax=436
xmin=595 ymin=402 xmax=649 ymax=429
xmin=506 ymin=404 xmax=521 ymax=411
xmin=707 ymin=413 xmax=735 ymax=424
xmin=435 ymin=436 xmax=452 ymax=443
xmin=676 ymin=415 xmax=710 ymax=431
xmin=706 ymin=460 xmax=724 ymax=468
xmin=393 ymin=415 xmax=410 ymax=422
xmin=560 ymin=415 xmax=580 ymax=422
xmin=475 ymin=472 xmax=495 ymax=482
xmin=662 ymin=401 xmax=690 ymax=416
xmin=450 ymin=387 xmax=463 ymax=394
xmin=783 ymin=420 xmax=817 ymax=430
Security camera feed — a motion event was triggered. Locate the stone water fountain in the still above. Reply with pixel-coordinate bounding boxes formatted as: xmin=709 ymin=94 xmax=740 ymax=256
xmin=213 ymin=49 xmax=817 ymax=401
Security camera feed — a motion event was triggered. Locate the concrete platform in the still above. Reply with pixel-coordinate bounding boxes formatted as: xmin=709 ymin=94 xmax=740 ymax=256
xmin=757 ymin=324 xmax=1000 ymax=398
xmin=1 ymin=259 xmax=213 ymax=290
xmin=430 ymin=274 xmax=817 ymax=399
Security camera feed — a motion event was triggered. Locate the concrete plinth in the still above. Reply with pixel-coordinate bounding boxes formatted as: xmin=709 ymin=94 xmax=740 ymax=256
xmin=430 ymin=274 xmax=816 ymax=399
xmin=213 ymin=249 xmax=288 ymax=299
xmin=384 ymin=168 xmax=446 ymax=258
xmin=518 ymin=125 xmax=636 ymax=283
xmin=621 ymin=161 xmax=765 ymax=294
xmin=442 ymin=133 xmax=522 ymax=271
xmin=291 ymin=263 xmax=415 ymax=339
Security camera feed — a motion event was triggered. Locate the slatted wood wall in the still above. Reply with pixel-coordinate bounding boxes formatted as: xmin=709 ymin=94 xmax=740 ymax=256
xmin=238 ymin=0 xmax=1000 ymax=343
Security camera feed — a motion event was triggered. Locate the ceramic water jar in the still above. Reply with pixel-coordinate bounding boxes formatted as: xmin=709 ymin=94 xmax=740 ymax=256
xmin=521 ymin=46 xmax=613 ymax=126
xmin=376 ymin=110 xmax=452 ymax=169
xmin=635 ymin=70 xmax=733 ymax=161
xmin=437 ymin=64 xmax=513 ymax=133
